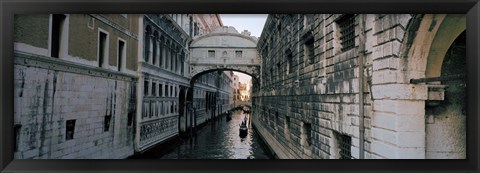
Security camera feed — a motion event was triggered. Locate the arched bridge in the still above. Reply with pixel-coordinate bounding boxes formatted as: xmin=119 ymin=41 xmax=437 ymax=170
xmin=189 ymin=26 xmax=261 ymax=81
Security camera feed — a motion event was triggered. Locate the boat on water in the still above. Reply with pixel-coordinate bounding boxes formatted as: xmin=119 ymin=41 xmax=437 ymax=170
xmin=239 ymin=124 xmax=248 ymax=138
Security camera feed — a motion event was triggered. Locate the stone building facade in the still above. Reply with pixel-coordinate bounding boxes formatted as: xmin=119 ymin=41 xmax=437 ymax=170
xmin=13 ymin=13 xmax=235 ymax=158
xmin=13 ymin=14 xmax=140 ymax=159
xmin=253 ymin=14 xmax=466 ymax=159
xmin=136 ymin=14 xmax=233 ymax=152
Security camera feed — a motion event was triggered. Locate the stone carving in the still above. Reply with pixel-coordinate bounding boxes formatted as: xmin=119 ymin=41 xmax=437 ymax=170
xmin=139 ymin=116 xmax=178 ymax=147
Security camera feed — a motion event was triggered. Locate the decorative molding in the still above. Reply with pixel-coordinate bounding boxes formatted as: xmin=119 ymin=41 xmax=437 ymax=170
xmin=139 ymin=116 xmax=178 ymax=149
xmin=15 ymin=51 xmax=137 ymax=82
xmin=91 ymin=14 xmax=138 ymax=41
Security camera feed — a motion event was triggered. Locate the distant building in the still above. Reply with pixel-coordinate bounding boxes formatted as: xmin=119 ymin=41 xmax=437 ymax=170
xmin=232 ymin=75 xmax=240 ymax=104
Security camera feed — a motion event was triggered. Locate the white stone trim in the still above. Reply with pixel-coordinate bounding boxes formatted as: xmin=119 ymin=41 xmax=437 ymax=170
xmin=14 ymin=43 xmax=49 ymax=57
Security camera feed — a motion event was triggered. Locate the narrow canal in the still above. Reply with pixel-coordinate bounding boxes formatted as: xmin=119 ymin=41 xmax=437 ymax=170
xmin=131 ymin=110 xmax=273 ymax=159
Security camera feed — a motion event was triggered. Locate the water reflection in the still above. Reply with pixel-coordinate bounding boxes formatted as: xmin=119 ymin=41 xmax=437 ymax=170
xmin=159 ymin=110 xmax=271 ymax=159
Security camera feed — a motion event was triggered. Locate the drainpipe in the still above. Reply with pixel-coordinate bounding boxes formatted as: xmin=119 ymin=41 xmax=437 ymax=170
xmin=358 ymin=14 xmax=367 ymax=159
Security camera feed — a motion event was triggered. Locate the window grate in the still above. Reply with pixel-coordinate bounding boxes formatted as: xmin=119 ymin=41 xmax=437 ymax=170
xmin=337 ymin=133 xmax=352 ymax=159
xmin=337 ymin=14 xmax=356 ymax=52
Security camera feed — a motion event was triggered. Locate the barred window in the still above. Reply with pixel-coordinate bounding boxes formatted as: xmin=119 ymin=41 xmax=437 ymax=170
xmin=337 ymin=14 xmax=356 ymax=52
xmin=235 ymin=50 xmax=242 ymax=58
xmin=336 ymin=132 xmax=352 ymax=159
xmin=208 ymin=50 xmax=215 ymax=58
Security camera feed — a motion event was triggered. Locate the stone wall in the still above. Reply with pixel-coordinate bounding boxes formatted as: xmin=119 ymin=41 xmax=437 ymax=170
xmin=13 ymin=14 xmax=139 ymax=159
xmin=14 ymin=53 xmax=136 ymax=159
xmin=253 ymin=14 xmax=466 ymax=159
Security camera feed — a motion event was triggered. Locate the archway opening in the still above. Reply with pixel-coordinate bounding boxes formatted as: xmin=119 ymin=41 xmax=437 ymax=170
xmin=425 ymin=30 xmax=466 ymax=159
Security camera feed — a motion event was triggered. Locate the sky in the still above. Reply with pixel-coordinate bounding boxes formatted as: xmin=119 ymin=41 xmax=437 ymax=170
xmin=219 ymin=14 xmax=268 ymax=85
xmin=219 ymin=14 xmax=268 ymax=38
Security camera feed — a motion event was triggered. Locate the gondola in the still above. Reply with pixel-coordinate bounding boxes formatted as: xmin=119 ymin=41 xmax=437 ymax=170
xmin=239 ymin=121 xmax=248 ymax=138
xmin=239 ymin=125 xmax=248 ymax=138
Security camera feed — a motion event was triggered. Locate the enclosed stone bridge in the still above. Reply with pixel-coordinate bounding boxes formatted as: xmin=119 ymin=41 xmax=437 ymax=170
xmin=189 ymin=26 xmax=261 ymax=81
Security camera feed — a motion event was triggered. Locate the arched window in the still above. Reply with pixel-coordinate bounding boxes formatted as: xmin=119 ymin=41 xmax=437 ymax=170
xmin=144 ymin=26 xmax=152 ymax=63
xmin=160 ymin=36 xmax=164 ymax=68
xmin=165 ymin=40 xmax=171 ymax=70
xmin=170 ymin=44 xmax=175 ymax=71
xmin=153 ymin=31 xmax=159 ymax=66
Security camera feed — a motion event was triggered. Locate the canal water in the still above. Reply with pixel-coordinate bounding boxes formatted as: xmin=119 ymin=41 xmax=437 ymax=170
xmin=133 ymin=110 xmax=273 ymax=159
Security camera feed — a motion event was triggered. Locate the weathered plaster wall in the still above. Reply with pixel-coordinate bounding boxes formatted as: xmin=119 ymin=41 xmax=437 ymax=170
xmin=14 ymin=53 xmax=136 ymax=159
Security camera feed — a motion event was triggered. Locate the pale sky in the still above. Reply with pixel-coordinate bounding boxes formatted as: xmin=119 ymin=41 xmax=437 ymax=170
xmin=220 ymin=14 xmax=268 ymax=85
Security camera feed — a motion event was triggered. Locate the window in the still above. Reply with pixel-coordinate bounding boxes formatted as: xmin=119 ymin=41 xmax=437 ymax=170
xmin=165 ymin=84 xmax=169 ymax=97
xmin=208 ymin=50 xmax=215 ymax=58
xmin=336 ymin=132 xmax=352 ymax=159
xmin=170 ymin=49 xmax=175 ymax=71
xmin=189 ymin=16 xmax=193 ymax=36
xmin=117 ymin=40 xmax=125 ymax=71
xmin=145 ymin=27 xmax=151 ymax=62
xmin=337 ymin=14 xmax=356 ymax=52
xmin=144 ymin=81 xmax=149 ymax=96
xmin=160 ymin=38 xmax=164 ymax=67
xmin=51 ymin=14 xmax=66 ymax=58
xmin=285 ymin=116 xmax=290 ymax=129
xmin=180 ymin=54 xmax=185 ymax=75
xmin=287 ymin=50 xmax=293 ymax=74
xmin=153 ymin=33 xmax=158 ymax=65
xmin=14 ymin=124 xmax=21 ymax=151
xmin=98 ymin=31 xmax=108 ymax=67
xmin=159 ymin=84 xmax=163 ymax=97
xmin=275 ymin=112 xmax=280 ymax=126
xmin=176 ymin=52 xmax=180 ymax=73
xmin=302 ymin=122 xmax=312 ymax=146
xmin=127 ymin=113 xmax=133 ymax=126
xmin=235 ymin=51 xmax=242 ymax=58
xmin=66 ymin=119 xmax=76 ymax=140
xmin=152 ymin=82 xmax=157 ymax=96
xmin=170 ymin=86 xmax=173 ymax=97
xmin=194 ymin=22 xmax=199 ymax=36
xmin=304 ymin=38 xmax=315 ymax=65
xmin=104 ymin=114 xmax=111 ymax=131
